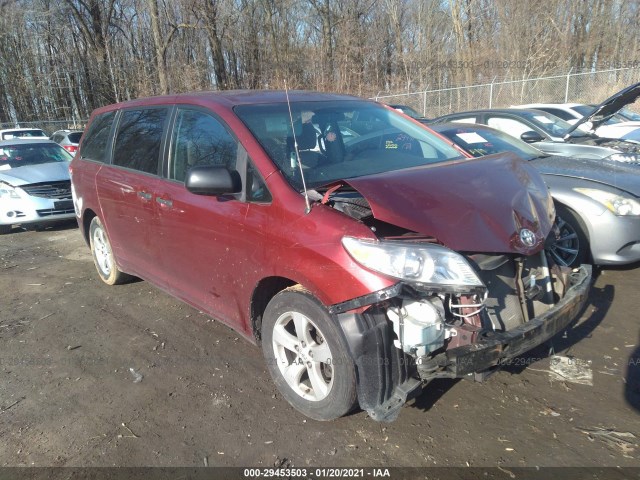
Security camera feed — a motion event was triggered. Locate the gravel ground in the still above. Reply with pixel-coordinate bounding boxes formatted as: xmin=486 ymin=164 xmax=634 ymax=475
xmin=0 ymin=222 xmax=639 ymax=470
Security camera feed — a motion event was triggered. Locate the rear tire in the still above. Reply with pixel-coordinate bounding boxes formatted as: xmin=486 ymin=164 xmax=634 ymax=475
xmin=89 ymin=217 xmax=131 ymax=285
xmin=262 ymin=288 xmax=358 ymax=421
xmin=548 ymin=205 xmax=590 ymax=267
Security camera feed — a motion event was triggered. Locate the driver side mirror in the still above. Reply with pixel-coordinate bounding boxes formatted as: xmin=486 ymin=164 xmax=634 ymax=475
xmin=520 ymin=131 xmax=544 ymax=143
xmin=185 ymin=165 xmax=241 ymax=196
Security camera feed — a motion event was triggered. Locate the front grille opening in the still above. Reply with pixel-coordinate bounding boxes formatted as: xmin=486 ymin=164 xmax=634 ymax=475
xmin=36 ymin=208 xmax=75 ymax=217
xmin=21 ymin=181 xmax=71 ymax=199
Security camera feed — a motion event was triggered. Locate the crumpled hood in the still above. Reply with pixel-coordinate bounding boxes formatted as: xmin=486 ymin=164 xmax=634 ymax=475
xmin=344 ymin=152 xmax=554 ymax=254
xmin=566 ymin=82 xmax=640 ymax=136
xmin=0 ymin=161 xmax=70 ymax=187
xmin=532 ymin=155 xmax=640 ymax=197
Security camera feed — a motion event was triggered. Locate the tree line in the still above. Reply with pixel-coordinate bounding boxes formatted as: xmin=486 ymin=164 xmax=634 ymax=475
xmin=1 ymin=0 xmax=639 ymax=124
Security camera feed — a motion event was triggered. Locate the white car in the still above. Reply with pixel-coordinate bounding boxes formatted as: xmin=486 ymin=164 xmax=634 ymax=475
xmin=0 ymin=139 xmax=75 ymax=234
xmin=0 ymin=128 xmax=49 ymax=141
xmin=514 ymin=103 xmax=640 ymax=141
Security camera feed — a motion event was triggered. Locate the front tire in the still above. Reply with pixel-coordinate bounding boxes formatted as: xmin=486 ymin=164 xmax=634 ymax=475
xmin=262 ymin=288 xmax=357 ymax=421
xmin=548 ymin=205 xmax=590 ymax=267
xmin=89 ymin=217 xmax=131 ymax=285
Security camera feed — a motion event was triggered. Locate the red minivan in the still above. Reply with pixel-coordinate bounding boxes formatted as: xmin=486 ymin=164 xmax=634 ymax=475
xmin=70 ymin=91 xmax=591 ymax=421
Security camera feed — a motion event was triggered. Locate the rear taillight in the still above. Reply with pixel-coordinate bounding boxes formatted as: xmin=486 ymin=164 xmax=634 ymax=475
xmin=64 ymin=145 xmax=78 ymax=153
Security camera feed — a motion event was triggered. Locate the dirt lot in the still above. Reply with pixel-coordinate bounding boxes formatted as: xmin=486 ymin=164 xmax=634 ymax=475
xmin=0 ymin=222 xmax=639 ymax=469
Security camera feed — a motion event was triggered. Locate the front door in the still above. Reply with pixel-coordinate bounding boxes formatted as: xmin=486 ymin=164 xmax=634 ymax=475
xmin=154 ymin=107 xmax=258 ymax=328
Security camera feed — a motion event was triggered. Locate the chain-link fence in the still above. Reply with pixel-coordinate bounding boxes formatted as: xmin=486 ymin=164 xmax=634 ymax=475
xmin=374 ymin=67 xmax=640 ymax=119
xmin=5 ymin=68 xmax=639 ymax=130
xmin=0 ymin=120 xmax=87 ymax=137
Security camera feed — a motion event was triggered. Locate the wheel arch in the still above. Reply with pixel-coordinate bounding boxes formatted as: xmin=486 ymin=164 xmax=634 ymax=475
xmin=81 ymin=208 xmax=98 ymax=246
xmin=250 ymin=276 xmax=296 ymax=343
xmin=553 ymin=200 xmax=593 ymax=262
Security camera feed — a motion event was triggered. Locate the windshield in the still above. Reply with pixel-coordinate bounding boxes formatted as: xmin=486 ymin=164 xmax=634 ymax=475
xmin=573 ymin=104 xmax=627 ymax=126
xmin=572 ymin=105 xmax=595 ymax=117
xmin=234 ymin=100 xmax=463 ymax=190
xmin=518 ymin=110 xmax=578 ymax=137
xmin=68 ymin=132 xmax=83 ymax=143
xmin=619 ymin=107 xmax=640 ymax=121
xmin=436 ymin=125 xmax=542 ymax=161
xmin=0 ymin=143 xmax=72 ymax=169
xmin=1 ymin=129 xmax=47 ymax=140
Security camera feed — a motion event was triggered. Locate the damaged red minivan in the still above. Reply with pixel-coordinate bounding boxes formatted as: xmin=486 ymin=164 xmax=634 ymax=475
xmin=70 ymin=91 xmax=591 ymax=422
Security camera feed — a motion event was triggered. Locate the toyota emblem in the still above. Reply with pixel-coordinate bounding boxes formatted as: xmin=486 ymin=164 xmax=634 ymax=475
xmin=519 ymin=228 xmax=536 ymax=247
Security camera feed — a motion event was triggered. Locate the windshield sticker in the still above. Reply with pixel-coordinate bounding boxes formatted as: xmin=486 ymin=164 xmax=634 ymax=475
xmin=534 ymin=115 xmax=554 ymax=124
xmin=385 ymin=140 xmax=398 ymax=149
xmin=456 ymin=132 xmax=487 ymax=144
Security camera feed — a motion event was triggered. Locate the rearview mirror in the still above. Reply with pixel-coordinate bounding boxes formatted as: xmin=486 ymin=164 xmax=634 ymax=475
xmin=520 ymin=131 xmax=544 ymax=143
xmin=185 ymin=165 xmax=241 ymax=196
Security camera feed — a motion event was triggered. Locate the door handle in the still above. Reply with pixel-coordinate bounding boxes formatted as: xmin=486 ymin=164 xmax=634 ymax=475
xmin=137 ymin=191 xmax=152 ymax=200
xmin=156 ymin=197 xmax=173 ymax=208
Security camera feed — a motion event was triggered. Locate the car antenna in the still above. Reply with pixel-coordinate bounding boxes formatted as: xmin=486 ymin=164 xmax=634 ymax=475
xmin=284 ymin=81 xmax=312 ymax=214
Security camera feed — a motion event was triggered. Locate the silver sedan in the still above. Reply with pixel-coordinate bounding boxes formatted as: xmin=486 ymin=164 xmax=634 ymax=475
xmin=0 ymin=139 xmax=75 ymax=234
xmin=431 ymin=123 xmax=640 ymax=266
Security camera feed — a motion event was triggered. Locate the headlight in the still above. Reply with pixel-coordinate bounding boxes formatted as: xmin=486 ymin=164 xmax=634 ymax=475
xmin=342 ymin=236 xmax=484 ymax=288
xmin=607 ymin=153 xmax=640 ymax=164
xmin=0 ymin=183 xmax=20 ymax=199
xmin=574 ymin=188 xmax=640 ymax=216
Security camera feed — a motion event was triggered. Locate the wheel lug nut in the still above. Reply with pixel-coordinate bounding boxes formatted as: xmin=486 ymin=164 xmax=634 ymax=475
xmin=306 ymin=361 xmax=311 ymax=368
xmin=301 ymin=341 xmax=306 ymax=347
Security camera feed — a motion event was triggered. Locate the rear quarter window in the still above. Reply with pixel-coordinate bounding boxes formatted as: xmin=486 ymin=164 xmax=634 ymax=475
xmin=80 ymin=112 xmax=116 ymax=162
xmin=113 ymin=108 xmax=168 ymax=175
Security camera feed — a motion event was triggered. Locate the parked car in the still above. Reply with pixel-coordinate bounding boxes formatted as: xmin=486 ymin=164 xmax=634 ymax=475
xmin=50 ymin=129 xmax=83 ymax=155
xmin=431 ymin=122 xmax=640 ymax=266
xmin=71 ymin=91 xmax=590 ymax=422
xmin=0 ymin=139 xmax=75 ymax=234
xmin=0 ymin=128 xmax=49 ymax=141
xmin=432 ymin=108 xmax=640 ymax=164
xmin=514 ymin=103 xmax=640 ymax=141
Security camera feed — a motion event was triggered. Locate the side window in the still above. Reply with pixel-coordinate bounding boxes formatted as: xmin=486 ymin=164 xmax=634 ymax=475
xmin=80 ymin=111 xmax=116 ymax=162
xmin=246 ymin=161 xmax=271 ymax=203
xmin=169 ymin=109 xmax=238 ymax=182
xmin=113 ymin=108 xmax=168 ymax=174
xmin=486 ymin=116 xmax=532 ymax=137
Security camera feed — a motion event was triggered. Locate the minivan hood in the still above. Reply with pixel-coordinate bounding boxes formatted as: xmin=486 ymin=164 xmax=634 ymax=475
xmin=344 ymin=152 xmax=554 ymax=254
xmin=0 ymin=161 xmax=70 ymax=187
xmin=566 ymin=82 xmax=640 ymax=137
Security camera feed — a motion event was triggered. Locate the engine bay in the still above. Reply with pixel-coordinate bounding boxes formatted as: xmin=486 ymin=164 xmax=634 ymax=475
xmin=324 ymin=187 xmax=573 ymax=364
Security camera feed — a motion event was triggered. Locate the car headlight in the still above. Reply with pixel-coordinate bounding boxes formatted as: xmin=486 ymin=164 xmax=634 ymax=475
xmin=342 ymin=236 xmax=484 ymax=289
xmin=607 ymin=153 xmax=640 ymax=164
xmin=0 ymin=183 xmax=20 ymax=199
xmin=574 ymin=188 xmax=640 ymax=216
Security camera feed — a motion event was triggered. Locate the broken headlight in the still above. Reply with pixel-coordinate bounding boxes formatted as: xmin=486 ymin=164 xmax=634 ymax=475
xmin=342 ymin=236 xmax=484 ymax=289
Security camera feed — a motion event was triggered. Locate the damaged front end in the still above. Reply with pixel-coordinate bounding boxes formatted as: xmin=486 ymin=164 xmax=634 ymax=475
xmin=322 ymin=169 xmax=592 ymax=422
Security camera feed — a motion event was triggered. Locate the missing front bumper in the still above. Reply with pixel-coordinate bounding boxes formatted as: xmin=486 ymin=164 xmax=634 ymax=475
xmin=416 ymin=265 xmax=592 ymax=380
